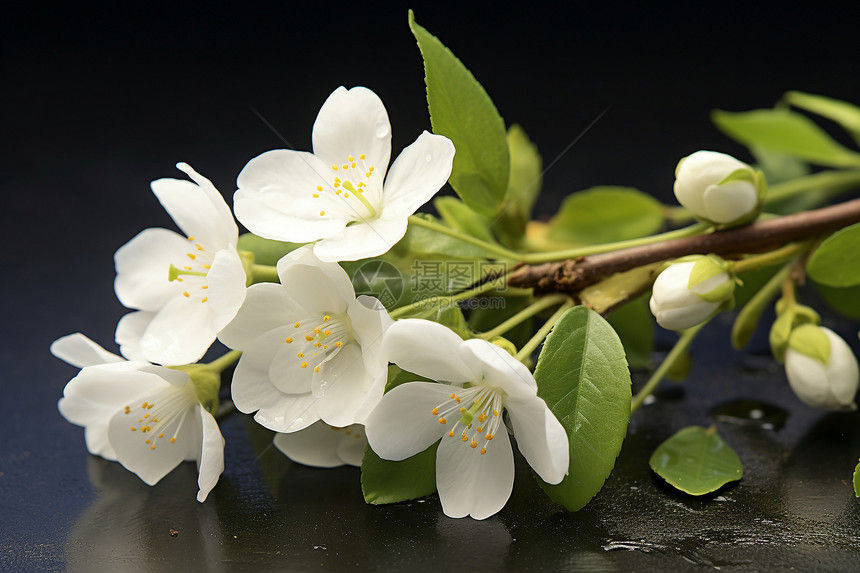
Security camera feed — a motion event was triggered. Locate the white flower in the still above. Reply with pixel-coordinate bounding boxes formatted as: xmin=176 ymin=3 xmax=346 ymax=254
xmin=218 ymin=246 xmax=392 ymax=432
xmin=52 ymin=333 xmax=225 ymax=502
xmin=649 ymin=255 xmax=735 ymax=331
xmin=785 ymin=325 xmax=859 ymax=411
xmin=234 ymin=86 xmax=456 ymax=262
xmin=674 ymin=150 xmax=764 ymax=225
xmin=365 ymin=319 xmax=569 ymax=520
xmin=114 ymin=163 xmax=247 ymax=366
xmin=273 ymin=422 xmax=367 ymax=468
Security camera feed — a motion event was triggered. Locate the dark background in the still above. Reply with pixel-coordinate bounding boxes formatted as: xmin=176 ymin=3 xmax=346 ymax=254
xmin=3 ymin=2 xmax=860 ymax=570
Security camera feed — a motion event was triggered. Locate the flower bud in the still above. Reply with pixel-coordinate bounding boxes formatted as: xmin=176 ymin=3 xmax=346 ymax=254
xmin=674 ymin=150 xmax=765 ymax=226
xmin=785 ymin=325 xmax=859 ymax=411
xmin=649 ymin=255 xmax=735 ymax=331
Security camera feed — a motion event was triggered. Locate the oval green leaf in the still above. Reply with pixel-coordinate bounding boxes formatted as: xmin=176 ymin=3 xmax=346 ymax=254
xmin=785 ymin=91 xmax=860 ymax=146
xmin=409 ymin=11 xmax=510 ymax=217
xmin=533 ymin=306 xmax=632 ymax=511
xmin=815 ymin=282 xmax=860 ymax=320
xmin=649 ymin=425 xmax=743 ymax=495
xmin=434 ymin=196 xmax=496 ymax=243
xmin=807 ymin=223 xmax=860 ymax=287
xmin=492 ymin=124 xmax=543 ymax=247
xmin=547 ymin=186 xmax=664 ymax=245
xmin=712 ymin=108 xmax=860 ymax=168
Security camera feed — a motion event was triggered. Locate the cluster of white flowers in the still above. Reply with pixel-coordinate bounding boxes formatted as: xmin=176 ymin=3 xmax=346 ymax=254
xmin=53 ymin=86 xmax=569 ymax=519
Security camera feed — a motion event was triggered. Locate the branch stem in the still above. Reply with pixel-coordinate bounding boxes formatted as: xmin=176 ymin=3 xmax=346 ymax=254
xmin=477 ymin=294 xmax=569 ymax=340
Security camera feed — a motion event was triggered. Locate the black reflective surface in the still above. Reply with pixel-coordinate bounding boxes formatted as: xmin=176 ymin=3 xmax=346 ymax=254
xmin=4 ymin=3 xmax=860 ymax=571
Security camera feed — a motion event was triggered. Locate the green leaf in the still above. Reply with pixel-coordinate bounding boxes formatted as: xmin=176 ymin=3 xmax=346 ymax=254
xmin=807 ymin=223 xmax=860 ymax=287
xmin=493 ymin=125 xmax=543 ymax=247
xmin=409 ymin=11 xmax=509 ymax=217
xmin=606 ymin=295 xmax=654 ymax=370
xmin=547 ymin=186 xmax=664 ymax=245
xmin=533 ymin=306 xmax=632 ymax=511
xmin=403 ymin=214 xmax=502 ymax=261
xmin=394 ymin=299 xmax=471 ymax=339
xmin=815 ymin=282 xmax=860 ymax=320
xmin=434 ymin=196 xmax=496 ymax=243
xmin=853 ymin=459 xmax=860 ymax=497
xmin=361 ymin=367 xmax=439 ymax=505
xmin=785 ymin=91 xmax=860 ymax=145
xmin=236 ymin=233 xmax=302 ymax=266
xmin=649 ymin=425 xmax=743 ymax=495
xmin=712 ymin=108 xmax=860 ymax=168
xmin=731 ymin=266 xmax=785 ymax=350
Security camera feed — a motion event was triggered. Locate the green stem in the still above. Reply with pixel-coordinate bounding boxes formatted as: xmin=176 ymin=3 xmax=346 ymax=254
xmin=514 ymin=301 xmax=575 ymax=361
xmin=477 ymin=294 xmax=569 ymax=340
xmin=730 ymin=240 xmax=813 ymax=275
xmin=631 ymin=320 xmax=709 ymax=413
xmin=251 ymin=264 xmax=280 ymax=284
xmin=407 ymin=215 xmax=521 ymax=261
xmin=765 ymin=168 xmax=860 ymax=204
xmin=519 ymin=222 xmax=712 ymax=264
xmin=207 ymin=350 xmax=242 ymax=374
xmin=389 ymin=275 xmax=510 ymax=319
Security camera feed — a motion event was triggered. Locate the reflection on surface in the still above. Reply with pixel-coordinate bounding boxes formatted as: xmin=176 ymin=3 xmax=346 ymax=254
xmin=66 ymin=457 xmax=225 ymax=573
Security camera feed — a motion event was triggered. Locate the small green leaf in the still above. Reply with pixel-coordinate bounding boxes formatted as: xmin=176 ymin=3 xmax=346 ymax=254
xmin=434 ymin=196 xmax=496 ymax=243
xmin=807 ymin=223 xmax=860 ymax=287
xmin=785 ymin=91 xmax=860 ymax=146
xmin=712 ymin=108 xmax=860 ymax=168
xmin=547 ymin=186 xmax=664 ymax=245
xmin=403 ymin=214 xmax=503 ymax=260
xmin=236 ymin=233 xmax=302 ymax=266
xmin=361 ymin=367 xmax=438 ymax=505
xmin=649 ymin=425 xmax=743 ymax=495
xmin=853 ymin=459 xmax=860 ymax=497
xmin=533 ymin=306 xmax=632 ymax=511
xmin=393 ymin=299 xmax=471 ymax=340
xmin=815 ymin=282 xmax=860 ymax=320
xmin=492 ymin=124 xmax=543 ymax=247
xmin=606 ymin=295 xmax=654 ymax=370
xmin=409 ymin=11 xmax=509 ymax=217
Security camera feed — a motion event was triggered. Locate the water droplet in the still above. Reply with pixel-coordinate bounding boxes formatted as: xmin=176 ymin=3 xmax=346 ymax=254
xmin=375 ymin=123 xmax=390 ymax=138
xmin=711 ymin=399 xmax=788 ymax=430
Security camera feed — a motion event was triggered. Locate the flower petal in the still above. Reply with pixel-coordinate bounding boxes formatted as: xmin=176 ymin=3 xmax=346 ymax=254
xmin=313 ymin=344 xmax=386 ymax=427
xmin=205 ymin=248 xmax=247 ymax=332
xmin=151 ymin=164 xmax=237 ymax=250
xmin=217 ymin=283 xmax=304 ymax=350
xmin=138 ymin=295 xmax=217 ymax=366
xmin=50 ymin=333 xmax=124 ymax=368
xmin=436 ymin=426 xmax=514 ymax=520
xmin=364 ymin=382 xmax=451 ymax=461
xmin=459 ymin=339 xmax=537 ymax=400
xmin=114 ymin=228 xmax=191 ymax=311
xmin=312 ymin=86 xmax=392 ymax=179
xmin=115 ymin=311 xmax=155 ymax=362
xmin=276 ymin=246 xmax=355 ymax=311
xmin=311 ymin=212 xmax=408 ymax=262
xmin=273 ymin=421 xmax=350 ymax=468
xmin=505 ymin=395 xmax=569 ymax=484
xmin=196 ymin=408 xmax=225 ymax=502
xmin=234 ymin=150 xmax=351 ymax=243
xmin=336 ymin=427 xmax=367 ymax=467
xmin=382 ymin=319 xmax=475 ymax=384
xmin=349 ymin=296 xmax=393 ymax=377
xmin=381 ymin=131 xmax=455 ymax=219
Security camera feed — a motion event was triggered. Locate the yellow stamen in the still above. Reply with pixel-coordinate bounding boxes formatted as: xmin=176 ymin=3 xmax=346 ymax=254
xmin=470 ymin=440 xmax=477 ymax=449
xmin=438 ymin=418 xmax=447 ymax=424
xmin=285 ymin=337 xmax=293 ymax=344
xmin=320 ymin=210 xmax=325 ymax=216
xmin=294 ymin=322 xmax=301 ymax=328
xmin=182 ymin=291 xmax=190 ymax=297
xmin=431 ymin=408 xmax=439 ymax=415
xmin=301 ymin=362 xmax=308 ymax=368
xmin=170 ymin=437 xmax=176 ymax=443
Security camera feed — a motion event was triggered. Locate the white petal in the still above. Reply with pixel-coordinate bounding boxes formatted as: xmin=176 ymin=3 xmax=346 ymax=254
xmin=268 ymin=337 xmax=316 ymax=394
xmin=336 ymin=428 xmax=367 ymax=467
xmin=196 ymin=408 xmax=225 ymax=502
xmin=312 ymin=86 xmax=392 ymax=179
xmin=314 ymin=344 xmax=381 ymax=427
xmin=702 ymin=181 xmax=759 ymax=224
xmin=139 ymin=295 xmax=217 ymax=365
xmin=51 ymin=333 xmax=123 ymax=368
xmin=114 ymin=228 xmax=190 ymax=311
xmin=151 ymin=165 xmax=237 ymax=250
xmin=115 ymin=311 xmax=155 ymax=361
xmin=273 ymin=421 xmax=350 ymax=468
xmin=234 ymin=150 xmax=351 ymax=243
xmin=436 ymin=427 xmax=514 ymax=520
xmin=364 ymin=382 xmax=451 ymax=461
xmin=460 ymin=339 xmax=537 ymax=400
xmin=505 ymin=395 xmax=569 ymax=484
xmin=217 ymin=283 xmax=304 ymax=349
xmin=276 ymin=246 xmax=355 ymax=311
xmin=205 ymin=248 xmax=247 ymax=332
xmin=381 ymin=131 xmax=455 ymax=219
xmin=311 ymin=212 xmax=408 ymax=262
xmin=382 ymin=319 xmax=475 ymax=384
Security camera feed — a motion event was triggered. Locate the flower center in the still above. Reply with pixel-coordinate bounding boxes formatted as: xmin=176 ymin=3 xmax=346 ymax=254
xmin=312 ymin=154 xmax=381 ymax=221
xmin=284 ymin=312 xmax=354 ymax=373
xmin=431 ymin=385 xmax=504 ymax=455
xmin=125 ymin=384 xmax=196 ymax=451
xmin=167 ymin=236 xmax=213 ymax=304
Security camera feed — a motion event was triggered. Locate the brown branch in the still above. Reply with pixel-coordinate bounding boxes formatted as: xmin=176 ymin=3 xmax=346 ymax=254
xmin=510 ymin=198 xmax=860 ymax=293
